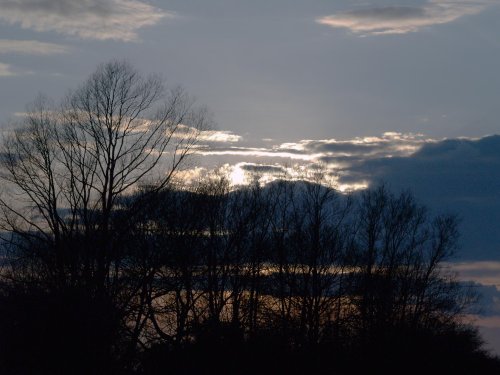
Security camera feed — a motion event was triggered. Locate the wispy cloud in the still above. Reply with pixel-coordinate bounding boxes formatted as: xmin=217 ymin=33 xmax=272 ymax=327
xmin=164 ymin=125 xmax=241 ymax=144
xmin=454 ymin=262 xmax=500 ymax=288
xmin=277 ymin=132 xmax=430 ymax=159
xmin=197 ymin=130 xmax=242 ymax=143
xmin=0 ymin=39 xmax=69 ymax=55
xmin=0 ymin=62 xmax=17 ymax=76
xmin=197 ymin=132 xmax=432 ymax=164
xmin=317 ymin=0 xmax=494 ymax=35
xmin=0 ymin=0 xmax=173 ymax=42
xmin=197 ymin=146 xmax=317 ymax=161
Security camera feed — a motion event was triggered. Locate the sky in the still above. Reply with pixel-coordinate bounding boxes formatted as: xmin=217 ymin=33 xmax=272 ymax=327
xmin=0 ymin=0 xmax=499 ymax=354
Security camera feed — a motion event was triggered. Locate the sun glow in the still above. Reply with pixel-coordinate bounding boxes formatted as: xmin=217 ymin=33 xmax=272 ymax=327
xmin=229 ymin=164 xmax=246 ymax=186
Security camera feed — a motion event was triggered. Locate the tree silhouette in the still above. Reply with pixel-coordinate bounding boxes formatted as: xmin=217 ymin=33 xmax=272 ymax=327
xmin=0 ymin=60 xmax=211 ymax=372
xmin=0 ymin=62 xmax=498 ymax=374
xmin=0 ymin=60 xmax=210 ymax=291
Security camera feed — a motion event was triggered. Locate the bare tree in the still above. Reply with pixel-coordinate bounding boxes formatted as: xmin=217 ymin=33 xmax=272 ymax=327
xmin=0 ymin=60 xmax=211 ymax=294
xmin=352 ymin=186 xmax=472 ymax=340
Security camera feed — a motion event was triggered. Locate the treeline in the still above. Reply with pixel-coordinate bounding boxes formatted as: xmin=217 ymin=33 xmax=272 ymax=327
xmin=0 ymin=61 xmax=498 ymax=374
xmin=1 ymin=180 xmax=499 ymax=374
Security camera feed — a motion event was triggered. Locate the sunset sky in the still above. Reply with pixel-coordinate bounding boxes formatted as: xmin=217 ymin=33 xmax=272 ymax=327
xmin=0 ymin=0 xmax=499 ymax=353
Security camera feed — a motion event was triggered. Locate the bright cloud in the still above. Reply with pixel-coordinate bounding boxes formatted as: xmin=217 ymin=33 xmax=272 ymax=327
xmin=277 ymin=132 xmax=431 ymax=159
xmin=177 ymin=132 xmax=500 ymax=260
xmin=219 ymin=162 xmax=339 ymax=188
xmin=229 ymin=163 xmax=247 ymax=186
xmin=197 ymin=146 xmax=317 ymax=161
xmin=172 ymin=167 xmax=208 ymax=186
xmin=192 ymin=132 xmax=436 ymax=190
xmin=197 ymin=130 xmax=242 ymax=143
xmin=0 ymin=39 xmax=69 ymax=55
xmin=317 ymin=0 xmax=494 ymax=35
xmin=0 ymin=0 xmax=172 ymax=42
xmin=196 ymin=132 xmax=430 ymax=162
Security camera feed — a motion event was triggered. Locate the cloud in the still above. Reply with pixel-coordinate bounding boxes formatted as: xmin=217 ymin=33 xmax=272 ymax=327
xmin=196 ymin=146 xmax=316 ymax=161
xmin=348 ymin=135 xmax=500 ymax=260
xmin=239 ymin=163 xmax=286 ymax=174
xmin=0 ymin=39 xmax=69 ymax=55
xmin=167 ymin=125 xmax=241 ymax=145
xmin=172 ymin=167 xmax=208 ymax=186
xmin=0 ymin=62 xmax=16 ymax=76
xmin=191 ymin=132 xmax=435 ymax=192
xmin=195 ymin=132 xmax=499 ymax=192
xmin=317 ymin=0 xmax=493 ymax=35
xmin=197 ymin=130 xmax=242 ymax=143
xmin=476 ymin=320 xmax=500 ymax=356
xmin=0 ymin=62 xmax=29 ymax=76
xmin=454 ymin=262 xmax=500 ymax=288
xmin=182 ymin=132 xmax=500 ymax=356
xmin=192 ymin=131 xmax=500 ymax=260
xmin=224 ymin=162 xmax=314 ymax=186
xmin=196 ymin=132 xmax=430 ymax=165
xmin=460 ymin=279 xmax=500 ymax=355
xmin=279 ymin=132 xmax=430 ymax=159
xmin=0 ymin=0 xmax=172 ymax=41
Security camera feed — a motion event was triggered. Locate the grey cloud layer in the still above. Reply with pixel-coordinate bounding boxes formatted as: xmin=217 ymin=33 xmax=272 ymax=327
xmin=0 ymin=0 xmax=170 ymax=41
xmin=317 ymin=1 xmax=494 ymax=35
xmin=344 ymin=135 xmax=500 ymax=260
